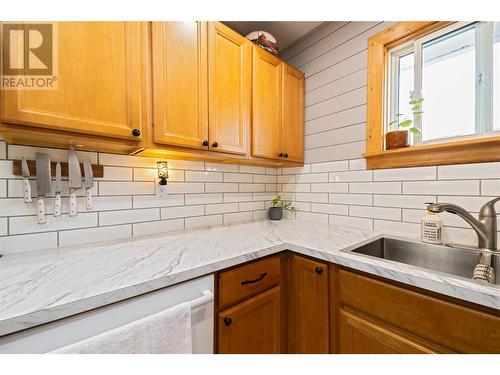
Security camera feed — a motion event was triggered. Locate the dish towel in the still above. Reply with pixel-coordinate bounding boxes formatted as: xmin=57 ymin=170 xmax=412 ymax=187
xmin=51 ymin=302 xmax=192 ymax=354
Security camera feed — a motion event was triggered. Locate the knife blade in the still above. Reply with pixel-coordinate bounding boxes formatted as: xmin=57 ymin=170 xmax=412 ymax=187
xmin=54 ymin=162 xmax=62 ymax=217
xmin=68 ymin=148 xmax=82 ymax=217
xmin=35 ymin=153 xmax=51 ymax=224
xmin=83 ymin=159 xmax=94 ymax=210
xmin=21 ymin=157 xmax=32 ymax=203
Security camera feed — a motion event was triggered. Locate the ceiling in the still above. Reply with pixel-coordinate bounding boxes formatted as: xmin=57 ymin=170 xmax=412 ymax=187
xmin=223 ymin=21 xmax=324 ymax=52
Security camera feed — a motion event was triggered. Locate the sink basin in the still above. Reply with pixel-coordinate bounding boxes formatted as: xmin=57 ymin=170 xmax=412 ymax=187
xmin=343 ymin=237 xmax=500 ymax=285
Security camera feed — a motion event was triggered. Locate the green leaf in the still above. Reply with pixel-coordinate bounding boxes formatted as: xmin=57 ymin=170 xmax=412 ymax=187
xmin=413 ymin=111 xmax=424 ymax=115
xmin=409 ymin=127 xmax=421 ymax=134
xmin=395 ymin=113 xmax=404 ymax=117
xmin=388 ymin=120 xmax=398 ymax=126
xmin=399 ymin=120 xmax=413 ymax=127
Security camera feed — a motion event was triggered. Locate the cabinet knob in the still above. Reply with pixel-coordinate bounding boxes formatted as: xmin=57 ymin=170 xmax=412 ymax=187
xmin=212 ymin=142 xmax=218 ymax=148
xmin=279 ymin=153 xmax=284 ymax=157
xmin=315 ymin=267 xmax=323 ymax=275
xmin=223 ymin=317 xmax=232 ymax=327
xmin=283 ymin=153 xmax=289 ymax=158
xmin=202 ymin=140 xmax=209 ymax=146
xmin=131 ymin=128 xmax=141 ymax=137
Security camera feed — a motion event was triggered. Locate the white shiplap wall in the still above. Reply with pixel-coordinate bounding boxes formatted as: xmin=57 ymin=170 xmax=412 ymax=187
xmin=279 ymin=21 xmax=500 ymax=247
xmin=0 ymin=142 xmax=277 ymax=255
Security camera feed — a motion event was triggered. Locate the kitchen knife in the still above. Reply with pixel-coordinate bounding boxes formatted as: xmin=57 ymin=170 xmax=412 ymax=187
xmin=68 ymin=148 xmax=82 ymax=217
xmin=54 ymin=162 xmax=62 ymax=217
xmin=83 ymin=159 xmax=94 ymax=210
xmin=35 ymin=153 xmax=51 ymax=224
xmin=21 ymin=157 xmax=32 ymax=203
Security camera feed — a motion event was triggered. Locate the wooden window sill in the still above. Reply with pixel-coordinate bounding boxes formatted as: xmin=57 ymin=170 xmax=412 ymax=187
xmin=363 ymin=136 xmax=500 ymax=169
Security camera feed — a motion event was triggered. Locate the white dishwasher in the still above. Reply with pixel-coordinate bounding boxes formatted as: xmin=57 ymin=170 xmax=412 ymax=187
xmin=0 ymin=275 xmax=214 ymax=354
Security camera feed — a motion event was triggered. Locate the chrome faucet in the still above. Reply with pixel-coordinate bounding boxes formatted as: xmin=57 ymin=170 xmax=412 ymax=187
xmin=427 ymin=197 xmax=500 ymax=251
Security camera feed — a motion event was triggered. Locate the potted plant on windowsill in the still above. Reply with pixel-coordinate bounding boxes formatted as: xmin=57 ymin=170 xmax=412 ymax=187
xmin=386 ymin=98 xmax=424 ymax=150
xmin=268 ymin=195 xmax=296 ymax=220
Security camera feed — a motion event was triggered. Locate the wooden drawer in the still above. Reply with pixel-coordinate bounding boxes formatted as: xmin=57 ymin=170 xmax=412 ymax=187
xmin=337 ymin=268 xmax=500 ymax=353
xmin=218 ymin=256 xmax=281 ymax=310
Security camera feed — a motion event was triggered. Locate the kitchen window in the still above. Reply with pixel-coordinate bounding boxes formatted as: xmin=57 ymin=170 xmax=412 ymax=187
xmin=364 ymin=21 xmax=500 ymax=169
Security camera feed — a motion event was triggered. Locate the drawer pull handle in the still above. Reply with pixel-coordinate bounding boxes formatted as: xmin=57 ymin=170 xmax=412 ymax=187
xmin=315 ymin=267 xmax=323 ymax=275
xmin=224 ymin=317 xmax=232 ymax=327
xmin=241 ymin=272 xmax=268 ymax=285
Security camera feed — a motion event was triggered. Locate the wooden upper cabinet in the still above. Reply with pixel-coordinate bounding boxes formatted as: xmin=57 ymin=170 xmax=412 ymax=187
xmin=289 ymin=255 xmax=329 ymax=353
xmin=0 ymin=22 xmax=149 ymax=141
xmin=282 ymin=63 xmax=304 ymax=163
xmin=208 ymin=22 xmax=251 ymax=155
xmin=151 ymin=22 xmax=208 ymax=150
xmin=252 ymin=46 xmax=282 ymax=160
xmin=218 ymin=286 xmax=281 ymax=354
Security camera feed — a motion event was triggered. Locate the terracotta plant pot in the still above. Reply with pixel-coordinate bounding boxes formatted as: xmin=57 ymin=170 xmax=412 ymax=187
xmin=268 ymin=207 xmax=283 ymax=220
xmin=386 ymin=130 xmax=409 ymax=150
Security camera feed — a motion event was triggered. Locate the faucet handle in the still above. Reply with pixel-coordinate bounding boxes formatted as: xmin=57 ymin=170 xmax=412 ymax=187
xmin=480 ymin=197 xmax=500 ymax=217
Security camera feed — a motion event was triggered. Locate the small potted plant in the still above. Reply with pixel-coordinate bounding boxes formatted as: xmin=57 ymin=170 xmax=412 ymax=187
xmin=386 ymin=98 xmax=423 ymax=150
xmin=268 ymin=195 xmax=296 ymax=220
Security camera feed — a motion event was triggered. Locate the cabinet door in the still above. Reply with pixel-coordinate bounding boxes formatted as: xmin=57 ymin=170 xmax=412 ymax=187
xmin=251 ymin=46 xmax=282 ymax=160
xmin=218 ymin=286 xmax=281 ymax=354
xmin=338 ymin=309 xmax=436 ymax=354
xmin=282 ymin=63 xmax=304 ymax=162
xmin=208 ymin=22 xmax=251 ymax=155
xmin=289 ymin=255 xmax=329 ymax=353
xmin=151 ymin=22 xmax=208 ymax=149
xmin=0 ymin=22 xmax=149 ymax=141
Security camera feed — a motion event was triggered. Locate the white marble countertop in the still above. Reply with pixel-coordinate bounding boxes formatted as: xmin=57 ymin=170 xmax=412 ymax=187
xmin=1 ymin=219 xmax=499 ymax=336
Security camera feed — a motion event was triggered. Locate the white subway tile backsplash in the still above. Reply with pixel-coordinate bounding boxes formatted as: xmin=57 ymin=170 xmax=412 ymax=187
xmin=330 ymin=193 xmax=372 ymax=206
xmin=133 ymin=168 xmax=184 ymax=182
xmin=0 ymin=232 xmax=58 ymax=255
xmin=10 ymin=213 xmax=97 ymax=235
xmin=185 ymin=171 xmax=223 ymax=182
xmin=100 ymin=208 xmax=159 ymax=226
xmin=9 ymin=145 xmax=98 ymax=164
xmin=132 ymin=219 xmax=185 ymax=237
xmin=310 ymin=160 xmax=349 ymax=173
xmin=295 ymin=173 xmax=328 ymax=183
xmin=206 ymin=203 xmax=238 ymax=215
xmin=329 ymin=170 xmax=372 ymax=182
xmin=239 ymin=165 xmax=266 ymax=174
xmin=253 ymin=174 xmax=277 ymax=183
xmin=164 ymin=159 xmax=205 ymax=171
xmin=329 ymin=215 xmax=373 ymax=230
xmin=99 ymin=153 xmax=156 ymax=168
xmin=0 ymin=180 xmax=6 ymax=197
xmin=0 ymin=141 xmax=6 ymax=159
xmin=205 ymin=163 xmax=238 ymax=172
xmin=297 ymin=211 xmax=329 ymax=224
xmin=0 ymin=217 xmax=6 ymax=235
xmin=59 ymin=225 xmax=132 ymax=247
xmin=239 ymin=183 xmax=265 ymax=192
xmin=253 ymin=192 xmax=276 ymax=201
xmin=403 ymin=180 xmax=479 ymax=195
xmin=296 ymin=192 xmax=329 ymax=203
xmin=436 ymin=196 xmax=496 ymax=212
xmin=281 ymin=183 xmax=310 ymax=193
xmin=311 ymin=183 xmax=348 ymax=193
xmin=350 ymin=182 xmax=401 ymax=194
xmin=252 ymin=210 xmax=268 ymax=220
xmin=224 ymin=173 xmax=253 ymax=183
xmin=481 ymin=180 xmax=500 ymax=196
xmin=373 ymin=195 xmax=435 ymax=209
xmin=99 ymin=181 xmax=154 ymax=196
xmin=239 ymin=201 xmax=265 ymax=211
xmin=185 ymin=193 xmax=223 ymax=205
xmin=374 ymin=166 xmax=436 ymax=181
xmin=133 ymin=195 xmax=184 ymax=209
xmin=350 ymin=206 xmax=401 ymax=221
xmin=223 ymin=192 xmax=253 ymax=202
xmin=0 ymin=160 xmax=14 ymax=178
xmin=374 ymin=220 xmax=419 ymax=237
xmin=206 ymin=183 xmax=238 ymax=193
xmin=185 ymin=215 xmax=222 ymax=229
xmin=103 ymin=166 xmax=133 ymax=181
xmin=278 ymin=175 xmax=295 ymax=184
xmin=282 ymin=165 xmax=310 ymax=175
xmin=438 ymin=162 xmax=500 ymax=180
xmin=224 ymin=211 xmax=253 ymax=224
xmin=168 ymin=182 xmax=205 ymax=194
xmin=311 ymin=203 xmax=348 ymax=215
xmin=160 ymin=205 xmax=204 ymax=220
xmin=348 ymin=159 xmax=366 ymax=170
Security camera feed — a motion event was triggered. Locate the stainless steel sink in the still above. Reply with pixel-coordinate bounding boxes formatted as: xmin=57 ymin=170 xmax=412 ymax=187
xmin=343 ymin=237 xmax=500 ymax=285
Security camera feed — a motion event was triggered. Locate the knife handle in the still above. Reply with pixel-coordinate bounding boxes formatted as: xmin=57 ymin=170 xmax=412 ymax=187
xmin=69 ymin=191 xmax=77 ymax=217
xmin=23 ymin=178 xmax=32 ymax=203
xmin=37 ymin=198 xmax=46 ymax=224
xmin=86 ymin=188 xmax=93 ymax=210
xmin=54 ymin=193 xmax=61 ymax=217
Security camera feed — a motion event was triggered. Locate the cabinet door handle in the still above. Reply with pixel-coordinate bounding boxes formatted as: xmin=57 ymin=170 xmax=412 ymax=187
xmin=241 ymin=272 xmax=267 ymax=285
xmin=202 ymin=140 xmax=209 ymax=146
xmin=132 ymin=128 xmax=141 ymax=136
xmin=223 ymin=317 xmax=232 ymax=327
xmin=283 ymin=153 xmax=289 ymax=158
xmin=212 ymin=142 xmax=218 ymax=148
xmin=278 ymin=153 xmax=284 ymax=157
xmin=315 ymin=267 xmax=323 ymax=275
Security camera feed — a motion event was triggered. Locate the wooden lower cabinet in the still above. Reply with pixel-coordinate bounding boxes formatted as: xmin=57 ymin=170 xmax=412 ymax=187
xmin=289 ymin=255 xmax=329 ymax=353
xmin=217 ymin=286 xmax=281 ymax=354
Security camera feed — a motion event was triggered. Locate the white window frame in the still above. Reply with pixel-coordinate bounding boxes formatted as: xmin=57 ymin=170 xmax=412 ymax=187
xmin=387 ymin=21 xmax=497 ymax=145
